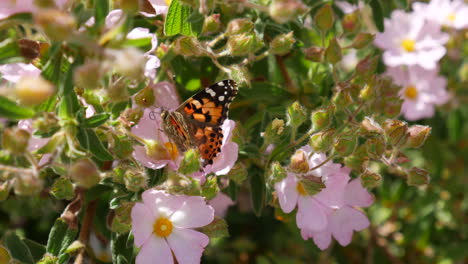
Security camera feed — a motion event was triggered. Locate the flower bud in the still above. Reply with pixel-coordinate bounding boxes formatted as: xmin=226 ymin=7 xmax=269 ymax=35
xmin=314 ymin=4 xmax=334 ymax=32
xmin=287 ymin=101 xmax=307 ymax=128
xmin=360 ymin=117 xmax=383 ymax=135
xmin=50 ymin=177 xmax=75 ymax=200
xmin=344 ymin=145 xmax=368 ymax=173
xmin=383 ymin=119 xmax=409 ymax=147
xmin=227 ymin=33 xmax=262 ymax=56
xmin=407 ymin=167 xmax=430 ymax=186
xmin=365 ymin=136 xmax=385 ymax=160
xmin=356 ymin=55 xmax=378 ymax=78
xmin=311 ymin=106 xmax=333 ymax=131
xmin=201 ymin=176 xmax=218 ymax=200
xmin=134 ymin=86 xmax=155 ymax=107
xmin=33 ymin=113 xmax=60 ymax=135
xmin=107 ymin=81 xmax=129 ymax=102
xmin=120 ymin=107 xmax=143 ymax=127
xmin=333 ymin=135 xmax=357 ymax=157
xmin=351 ymin=33 xmax=375 ymax=49
xmin=269 ymin=0 xmax=308 ymax=24
xmin=2 ymin=128 xmax=30 ymax=154
xmin=342 ymin=12 xmax=359 ymax=32
xmin=34 ymin=9 xmax=76 ymax=41
xmin=304 ymin=46 xmax=323 ymax=62
xmin=74 ymin=61 xmax=103 ymax=90
xmin=178 ymin=148 xmax=201 ymax=175
xmin=111 ymin=202 xmax=133 ymax=233
xmin=383 ymin=100 xmax=403 ymax=118
xmin=228 ymin=163 xmax=248 ymax=184
xmin=14 ymin=175 xmax=43 ymax=196
xmin=112 ymin=135 xmax=134 ymax=159
xmin=145 ymin=139 xmax=171 ymax=161
xmin=309 ymin=129 xmax=334 ymax=152
xmin=203 ymin=14 xmax=221 ymax=34
xmin=299 ymin=177 xmax=325 ymax=196
xmin=359 ymin=84 xmax=374 ymax=100
xmin=405 ymin=125 xmax=431 ymax=148
xmin=332 ymin=90 xmax=352 ymax=109
xmin=111 ymin=47 xmax=146 ymax=80
xmin=270 ymin=32 xmax=295 ymax=55
xmin=15 ymin=76 xmax=55 ymax=106
xmin=360 ymin=169 xmax=382 ymax=188
xmin=263 ymin=118 xmax=285 ymax=144
xmin=0 ymin=181 xmax=11 ymax=201
xmin=269 ymin=161 xmax=287 ymax=184
xmin=173 ymin=36 xmax=204 ymax=57
xmin=289 ymin=150 xmax=309 ymax=174
xmin=325 ymin=38 xmax=342 ymax=64
xmin=228 ymin=65 xmax=251 ymax=86
xmin=18 ymin=39 xmax=41 ymax=60
xmin=124 ymin=170 xmax=147 ymax=192
xmin=226 ymin=18 xmax=254 ymax=36
xmin=70 ymin=159 xmax=100 ymax=189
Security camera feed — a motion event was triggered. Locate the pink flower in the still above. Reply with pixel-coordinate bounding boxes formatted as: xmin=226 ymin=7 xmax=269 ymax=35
xmin=17 ymin=119 xmax=49 ymax=151
xmin=374 ymin=10 xmax=448 ymax=70
xmin=335 ymin=1 xmax=363 ymax=14
xmin=386 ymin=66 xmax=450 ymax=121
xmin=209 ymin=192 xmax=235 ymax=217
xmin=413 ymin=0 xmax=468 ymax=29
xmin=301 ymin=178 xmax=373 ymax=250
xmin=131 ymin=190 xmax=214 ymax=264
xmin=0 ymin=0 xmax=67 ymax=20
xmin=274 ymin=146 xmax=373 ymax=250
xmin=0 ymin=63 xmax=41 ymax=83
xmin=141 ymin=0 xmax=170 ymax=17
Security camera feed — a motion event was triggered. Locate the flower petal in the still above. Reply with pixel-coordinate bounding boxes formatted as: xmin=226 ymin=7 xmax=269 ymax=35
xmin=274 ymin=173 xmax=299 ymax=213
xmin=344 ymin=179 xmax=374 ymax=207
xmin=170 ymin=196 xmax=214 ymax=228
xmin=311 ymin=229 xmax=333 ymax=250
xmin=330 ymin=206 xmax=370 ymax=246
xmin=142 ymin=189 xmax=183 ymax=218
xmin=166 ymin=228 xmax=209 ymax=264
xmin=136 ymin=236 xmax=173 ymax=264
xmin=296 ymin=196 xmax=328 ymax=232
xmin=209 ymin=192 xmax=235 ymax=217
xmin=131 ymin=203 xmax=155 ymax=247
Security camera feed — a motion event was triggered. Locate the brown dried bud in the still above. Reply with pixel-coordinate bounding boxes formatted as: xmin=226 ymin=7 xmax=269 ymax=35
xmin=270 ymin=32 xmax=296 ymax=55
xmin=407 ymin=167 xmax=430 ymax=186
xmin=383 ymin=119 xmax=409 ymax=147
xmin=226 ymin=18 xmax=254 ymax=36
xmin=289 ymin=150 xmax=309 ymax=174
xmin=304 ymin=46 xmax=324 ymax=62
xmin=405 ymin=125 xmax=431 ymax=148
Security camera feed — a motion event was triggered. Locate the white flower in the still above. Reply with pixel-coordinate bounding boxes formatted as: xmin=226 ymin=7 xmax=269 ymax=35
xmin=413 ymin=0 xmax=468 ymax=29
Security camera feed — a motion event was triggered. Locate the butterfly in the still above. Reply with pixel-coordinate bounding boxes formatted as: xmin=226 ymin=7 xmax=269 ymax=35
xmin=161 ymin=80 xmax=238 ymax=167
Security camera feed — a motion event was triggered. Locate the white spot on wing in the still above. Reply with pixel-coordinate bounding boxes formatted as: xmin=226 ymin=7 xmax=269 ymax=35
xmin=224 ymin=91 xmax=228 ymax=95
xmin=206 ymin=88 xmax=216 ymax=97
xmin=218 ymin=81 xmax=224 ymax=86
xmin=219 ymin=96 xmax=225 ymax=101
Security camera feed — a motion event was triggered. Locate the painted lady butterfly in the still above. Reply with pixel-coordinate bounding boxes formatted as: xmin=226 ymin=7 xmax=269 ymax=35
xmin=161 ymin=80 xmax=238 ymax=167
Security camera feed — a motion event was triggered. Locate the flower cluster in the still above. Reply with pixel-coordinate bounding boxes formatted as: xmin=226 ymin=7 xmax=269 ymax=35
xmin=374 ymin=0 xmax=468 ymax=120
xmin=274 ymin=146 xmax=373 ymax=249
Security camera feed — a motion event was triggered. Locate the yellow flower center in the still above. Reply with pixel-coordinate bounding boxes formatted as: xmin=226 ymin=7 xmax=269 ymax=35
xmin=164 ymin=142 xmax=179 ymax=161
xmin=165 ymin=0 xmax=172 ymax=5
xmin=400 ymin=39 xmax=415 ymax=52
xmin=296 ymin=182 xmax=307 ymax=196
xmin=404 ymin=85 xmax=418 ymax=100
xmin=153 ymin=217 xmax=173 ymax=237
xmin=446 ymin=13 xmax=456 ymax=22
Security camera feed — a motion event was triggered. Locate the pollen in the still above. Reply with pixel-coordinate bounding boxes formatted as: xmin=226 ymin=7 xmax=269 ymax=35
xmin=404 ymin=85 xmax=418 ymax=100
xmin=164 ymin=142 xmax=179 ymax=160
xmin=400 ymin=38 xmax=415 ymax=52
xmin=296 ymin=182 xmax=307 ymax=196
xmin=153 ymin=217 xmax=173 ymax=237
xmin=446 ymin=13 xmax=456 ymax=22
xmin=165 ymin=0 xmax=172 ymax=6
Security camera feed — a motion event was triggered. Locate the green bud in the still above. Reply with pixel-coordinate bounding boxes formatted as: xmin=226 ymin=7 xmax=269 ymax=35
xmin=134 ymin=86 xmax=155 ymax=107
xmin=383 ymin=119 xmax=409 ymax=147
xmin=64 ymin=241 xmax=85 ymax=254
xmin=228 ymin=163 xmax=248 ymax=184
xmin=287 ymin=101 xmax=307 ymax=128
xmin=201 ymin=176 xmax=218 ymax=200
xmin=70 ymin=159 xmax=100 ymax=189
xmin=263 ymin=118 xmax=285 ymax=145
xmin=33 ymin=112 xmax=60 ymax=135
xmin=120 ymin=107 xmax=143 ymax=127
xmin=344 ymin=145 xmax=368 ymax=173
xmin=107 ymin=81 xmax=129 ymax=102
xmin=0 ymin=181 xmax=11 ymax=201
xmin=325 ymin=38 xmax=342 ymax=64
xmin=311 ymin=106 xmax=333 ymax=131
xmin=299 ymin=177 xmax=325 ymax=196
xmin=34 ymin=9 xmax=76 ymax=41
xmin=178 ymin=148 xmax=201 ymax=175
xmin=333 ymin=135 xmax=357 ymax=157
xmin=407 ymin=167 xmax=430 ymax=186
xmin=314 ymin=3 xmax=334 ymax=32
xmin=124 ymin=170 xmax=147 ymax=192
xmin=112 ymin=135 xmax=134 ymax=159
xmin=342 ymin=12 xmax=359 ymax=32
xmin=228 ymin=65 xmax=251 ymax=87
xmin=203 ymin=14 xmax=221 ymax=34
xmin=360 ymin=117 xmax=383 ymax=135
xmin=289 ymin=150 xmax=309 ymax=174
xmin=309 ymin=129 xmax=334 ymax=152
xmin=2 ymin=128 xmax=30 ymax=155
xmin=360 ymin=169 xmax=382 ymax=188
xmin=111 ymin=202 xmax=133 ymax=233
xmin=332 ymin=90 xmax=352 ymax=109
xmin=112 ymin=166 xmax=125 ymax=184
xmin=365 ymin=136 xmax=386 ymax=160
xmin=269 ymin=0 xmax=308 ymax=24
xmin=173 ymin=36 xmax=203 ymax=57
xmin=37 ymin=254 xmax=58 ymax=264
xmin=74 ymin=60 xmax=103 ymax=90
xmin=356 ymin=55 xmax=378 ymax=78
xmin=226 ymin=18 xmax=254 ymax=36
xmin=304 ymin=46 xmax=324 ymax=62
xmin=270 ymin=32 xmax=296 ymax=55
xmin=405 ymin=125 xmax=431 ymax=148
xmin=50 ymin=177 xmax=75 ymax=200
xmin=351 ymin=33 xmax=375 ymax=49
xmin=14 ymin=175 xmax=43 ymax=196
xmin=270 ymin=161 xmax=287 ymax=184
xmin=227 ymin=33 xmax=262 ymax=56
xmin=0 ymin=246 xmax=10 ymax=264
xmin=359 ymin=84 xmax=374 ymax=100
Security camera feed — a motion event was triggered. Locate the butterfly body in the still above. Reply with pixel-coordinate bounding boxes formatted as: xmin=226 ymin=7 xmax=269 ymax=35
xmin=161 ymin=80 xmax=238 ymax=167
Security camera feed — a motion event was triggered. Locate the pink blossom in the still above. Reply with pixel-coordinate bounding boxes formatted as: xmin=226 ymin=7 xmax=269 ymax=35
xmin=209 ymin=192 xmax=235 ymax=217
xmin=18 ymin=119 xmax=49 ymax=151
xmin=413 ymin=0 xmax=468 ymax=29
xmin=386 ymin=66 xmax=450 ymax=121
xmin=141 ymin=0 xmax=169 ymax=17
xmin=131 ymin=190 xmax=214 ymax=264
xmin=0 ymin=63 xmax=41 ymax=83
xmin=335 ymin=1 xmax=363 ymax=14
xmin=274 ymin=146 xmax=373 ymax=250
xmin=0 ymin=0 xmax=67 ymax=20
xmin=374 ymin=10 xmax=448 ymax=70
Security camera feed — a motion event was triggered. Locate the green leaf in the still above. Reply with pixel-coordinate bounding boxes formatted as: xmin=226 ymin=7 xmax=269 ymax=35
xmin=83 ymin=113 xmax=110 ymax=128
xmin=164 ymin=0 xmax=194 ymax=36
xmin=94 ymin=0 xmax=109 ymax=27
xmin=3 ymin=231 xmax=34 ymax=264
xmin=77 ymin=128 xmax=114 ymax=161
xmin=0 ymin=96 xmax=35 ymax=119
xmin=0 ymin=39 xmax=22 ymax=64
xmin=186 ymin=11 xmax=204 ymax=36
xmin=370 ymin=0 xmax=384 ymax=32
xmin=111 ymin=233 xmax=134 ymax=264
xmin=199 ymin=218 xmax=229 ymax=239
xmin=249 ymin=168 xmax=265 ymax=217
xmin=22 ymin=238 xmax=46 ymax=262
xmin=447 ymin=109 xmax=462 ymax=144
xmin=46 ymin=218 xmax=78 ymax=256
